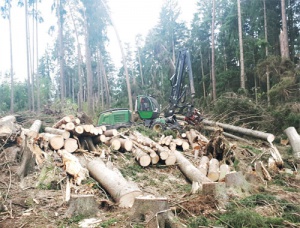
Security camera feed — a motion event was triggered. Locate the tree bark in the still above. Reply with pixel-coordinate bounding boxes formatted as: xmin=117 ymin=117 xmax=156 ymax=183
xmin=202 ymin=119 xmax=275 ymax=142
xmin=44 ymin=127 xmax=70 ymax=139
xmin=211 ymin=0 xmax=217 ymax=101
xmin=284 ymin=127 xmax=300 ymax=159
xmin=174 ymin=151 xmax=212 ymax=186
xmin=88 ymin=159 xmax=142 ymax=207
xmin=280 ymin=0 xmax=290 ymax=59
xmin=237 ymin=0 xmax=246 ymax=89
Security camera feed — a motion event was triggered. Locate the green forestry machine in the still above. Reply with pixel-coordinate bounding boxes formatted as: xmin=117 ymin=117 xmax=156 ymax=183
xmin=97 ymin=49 xmax=202 ymax=132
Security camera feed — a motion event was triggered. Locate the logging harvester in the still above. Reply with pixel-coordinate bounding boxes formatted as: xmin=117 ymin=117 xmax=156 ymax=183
xmin=98 ymin=49 xmax=202 ymax=131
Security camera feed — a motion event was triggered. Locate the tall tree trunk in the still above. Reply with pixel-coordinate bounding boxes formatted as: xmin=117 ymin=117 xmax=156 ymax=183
xmin=99 ymin=51 xmax=111 ymax=107
xmin=31 ymin=4 xmax=35 ymax=112
xmin=137 ymin=46 xmax=144 ymax=86
xmin=200 ymin=47 xmax=206 ymax=99
xmin=237 ymin=0 xmax=246 ymax=89
xmin=83 ymin=13 xmax=93 ymax=115
xmin=25 ymin=0 xmax=31 ymax=111
xmin=101 ymin=0 xmax=133 ymax=111
xmin=280 ymin=0 xmax=290 ymax=59
xmin=57 ymin=0 xmax=65 ymax=102
xmin=211 ymin=0 xmax=216 ymax=101
xmin=8 ymin=4 xmax=14 ymax=113
xmin=69 ymin=4 xmax=83 ymax=111
xmin=36 ymin=0 xmax=40 ymax=113
xmin=263 ymin=0 xmax=270 ymax=107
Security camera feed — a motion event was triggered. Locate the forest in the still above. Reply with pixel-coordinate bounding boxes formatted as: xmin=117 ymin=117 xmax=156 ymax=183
xmin=0 ymin=0 xmax=300 ymax=133
xmin=1 ymin=1 xmax=300 ymax=227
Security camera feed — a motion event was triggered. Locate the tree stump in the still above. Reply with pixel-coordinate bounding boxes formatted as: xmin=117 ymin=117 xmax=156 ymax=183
xmin=130 ymin=196 xmax=185 ymax=228
xmin=65 ymin=194 xmax=98 ymax=218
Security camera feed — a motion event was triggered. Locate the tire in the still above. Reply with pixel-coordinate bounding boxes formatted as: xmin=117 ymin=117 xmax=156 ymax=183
xmin=152 ymin=122 xmax=165 ymax=133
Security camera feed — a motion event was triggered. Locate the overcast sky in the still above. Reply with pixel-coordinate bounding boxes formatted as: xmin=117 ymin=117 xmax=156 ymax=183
xmin=0 ymin=0 xmax=197 ymax=82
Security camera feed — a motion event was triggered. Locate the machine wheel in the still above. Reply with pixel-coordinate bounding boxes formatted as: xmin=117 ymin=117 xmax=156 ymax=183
xmin=152 ymin=122 xmax=165 ymax=133
xmin=169 ymin=125 xmax=181 ymax=135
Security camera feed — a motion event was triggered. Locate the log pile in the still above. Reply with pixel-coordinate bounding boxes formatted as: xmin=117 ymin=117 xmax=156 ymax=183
xmin=0 ymin=113 xmax=293 ymax=211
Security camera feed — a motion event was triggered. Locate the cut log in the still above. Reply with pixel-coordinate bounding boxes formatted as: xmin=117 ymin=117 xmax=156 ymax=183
xmin=164 ymin=135 xmax=173 ymax=146
xmin=106 ymin=138 xmax=121 ymax=151
xmin=284 ymin=127 xmax=300 ymax=159
xmin=132 ymin=147 xmax=151 ymax=167
xmin=0 ymin=115 xmax=16 ymax=125
xmin=173 ymin=138 xmax=183 ymax=146
xmin=219 ymin=164 xmax=230 ymax=182
xmin=73 ymin=125 xmax=84 ymax=136
xmin=94 ymin=127 xmax=103 ymax=135
xmin=181 ymin=141 xmax=189 ymax=151
xmin=119 ymin=138 xmax=133 ymax=151
xmin=45 ymin=127 xmax=70 ymax=139
xmin=65 ymin=122 xmax=75 ymax=131
xmin=0 ymin=116 xmax=21 ymax=144
xmin=49 ymin=135 xmax=65 ymax=150
xmin=202 ymin=119 xmax=275 ymax=142
xmin=27 ymin=120 xmax=42 ymax=138
xmin=58 ymin=149 xmax=89 ymax=185
xmin=198 ymin=156 xmax=209 ymax=176
xmin=52 ymin=116 xmax=72 ymax=128
xmin=64 ymin=138 xmax=79 ymax=153
xmin=104 ymin=129 xmax=118 ymax=137
xmin=186 ymin=131 xmax=193 ymax=146
xmin=169 ymin=141 xmax=176 ymax=151
xmin=174 ymin=151 xmax=212 ymax=186
xmin=202 ymin=182 xmax=228 ymax=209
xmin=155 ymin=144 xmax=169 ymax=160
xmin=87 ymin=159 xmax=142 ymax=207
xmin=207 ymin=158 xmax=220 ymax=182
xmin=165 ymin=151 xmax=176 ymax=166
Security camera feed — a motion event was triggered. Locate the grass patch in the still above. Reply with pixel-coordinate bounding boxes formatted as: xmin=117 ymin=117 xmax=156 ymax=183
xmin=100 ymin=218 xmax=118 ymax=227
xmin=187 ymin=216 xmax=209 ymax=227
xmin=241 ymin=145 xmax=262 ymax=154
xmin=216 ymin=209 xmax=284 ymax=228
xmin=120 ymin=164 xmax=144 ymax=179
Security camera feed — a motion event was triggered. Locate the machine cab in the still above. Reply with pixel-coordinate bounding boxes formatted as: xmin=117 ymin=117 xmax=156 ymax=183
xmin=135 ymin=95 xmax=160 ymax=120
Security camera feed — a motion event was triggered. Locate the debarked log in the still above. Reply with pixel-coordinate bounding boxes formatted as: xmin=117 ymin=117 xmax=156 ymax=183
xmin=174 ymin=151 xmax=212 ymax=187
xmin=284 ymin=127 xmax=300 ymax=159
xmin=202 ymin=119 xmax=275 ymax=142
xmin=87 ymin=159 xmax=142 ymax=208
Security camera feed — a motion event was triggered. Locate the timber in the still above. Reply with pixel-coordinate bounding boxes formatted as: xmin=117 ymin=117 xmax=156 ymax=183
xmin=198 ymin=155 xmax=209 ymax=176
xmin=202 ymin=119 xmax=275 ymax=142
xmin=45 ymin=127 xmax=70 ymax=139
xmin=132 ymin=147 xmax=151 ymax=167
xmin=64 ymin=138 xmax=79 ymax=153
xmin=207 ymin=158 xmax=220 ymax=181
xmin=284 ymin=127 xmax=300 ymax=159
xmin=88 ymin=159 xmax=142 ymax=207
xmin=174 ymin=151 xmax=212 ymax=186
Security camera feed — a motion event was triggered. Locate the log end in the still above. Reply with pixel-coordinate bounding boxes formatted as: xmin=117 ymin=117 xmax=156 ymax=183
xmin=119 ymin=191 xmax=142 ymax=208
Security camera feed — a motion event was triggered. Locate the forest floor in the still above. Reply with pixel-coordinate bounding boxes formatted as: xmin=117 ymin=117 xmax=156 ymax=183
xmin=0 ymin=112 xmax=299 ymax=228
